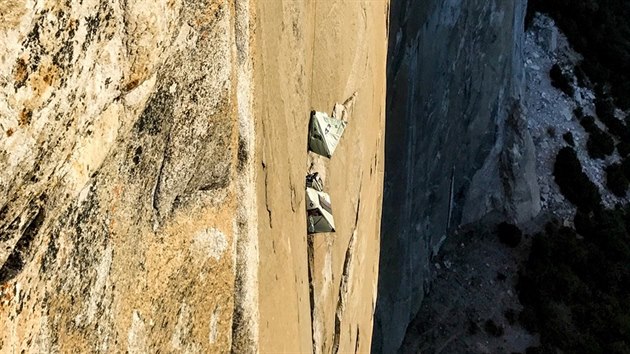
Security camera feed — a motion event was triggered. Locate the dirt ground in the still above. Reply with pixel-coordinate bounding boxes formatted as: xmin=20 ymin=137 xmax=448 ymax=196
xmin=253 ymin=1 xmax=389 ymax=353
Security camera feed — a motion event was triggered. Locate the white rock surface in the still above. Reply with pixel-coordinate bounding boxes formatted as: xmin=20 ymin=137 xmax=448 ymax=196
xmin=524 ymin=14 xmax=630 ymax=223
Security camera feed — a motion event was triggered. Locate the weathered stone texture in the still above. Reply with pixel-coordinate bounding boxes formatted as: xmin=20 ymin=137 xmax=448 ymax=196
xmin=0 ymin=0 xmax=250 ymax=352
xmin=1 ymin=0 xmax=388 ymax=352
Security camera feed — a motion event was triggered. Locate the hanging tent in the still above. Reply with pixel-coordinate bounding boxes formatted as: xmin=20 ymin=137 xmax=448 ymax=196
xmin=306 ymin=177 xmax=335 ymax=234
xmin=308 ymin=111 xmax=348 ymax=158
xmin=306 ymin=188 xmax=335 ymax=233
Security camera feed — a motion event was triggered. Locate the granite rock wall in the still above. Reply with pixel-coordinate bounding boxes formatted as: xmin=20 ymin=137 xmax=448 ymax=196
xmin=0 ymin=0 xmax=254 ymax=351
xmin=373 ymin=1 xmax=538 ymax=352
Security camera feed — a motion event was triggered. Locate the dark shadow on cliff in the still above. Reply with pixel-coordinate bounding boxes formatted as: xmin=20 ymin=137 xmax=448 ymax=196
xmin=371 ymin=1 xmax=420 ymax=352
xmin=372 ymin=0 xmax=532 ymax=352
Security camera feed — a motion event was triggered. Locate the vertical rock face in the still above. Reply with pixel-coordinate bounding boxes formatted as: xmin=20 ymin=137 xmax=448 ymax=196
xmin=1 ymin=0 xmax=539 ymax=352
xmin=253 ymin=1 xmax=388 ymax=353
xmin=0 ymin=0 xmax=388 ymax=352
xmin=0 ymin=0 xmax=254 ymax=352
xmin=373 ymin=0 xmax=538 ymax=352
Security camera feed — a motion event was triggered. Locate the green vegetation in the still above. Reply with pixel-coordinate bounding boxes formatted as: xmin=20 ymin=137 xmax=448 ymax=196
xmin=623 ymin=157 xmax=630 ymax=178
xmin=574 ymin=107 xmax=584 ymax=120
xmin=518 ymin=217 xmax=630 ymax=354
xmin=504 ymin=309 xmax=518 ymax=325
xmin=553 ymin=147 xmax=601 ymax=211
xmin=580 ymin=115 xmax=596 ymax=133
xmin=562 ymin=131 xmax=574 ymax=147
xmin=528 ymin=0 xmax=630 ymax=109
xmin=579 ymin=115 xmax=616 ymax=160
xmin=574 ymin=63 xmax=590 ymax=89
xmin=549 ymin=63 xmax=574 ymax=97
xmin=520 ymin=148 xmax=630 ymax=353
xmin=595 ymin=95 xmax=630 ymax=141
xmin=618 ymin=142 xmax=630 ymax=158
xmin=484 ymin=319 xmax=504 ymax=337
xmin=467 ymin=319 xmax=480 ymax=335
xmin=586 ymin=126 xmax=615 ymax=159
xmin=606 ymin=163 xmax=629 ymax=197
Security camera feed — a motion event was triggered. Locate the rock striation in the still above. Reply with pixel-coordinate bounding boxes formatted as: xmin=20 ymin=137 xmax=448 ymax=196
xmin=0 ymin=0 xmax=254 ymax=352
xmin=373 ymin=1 xmax=539 ymax=352
xmin=253 ymin=1 xmax=388 ymax=353
xmin=0 ymin=0 xmax=389 ymax=352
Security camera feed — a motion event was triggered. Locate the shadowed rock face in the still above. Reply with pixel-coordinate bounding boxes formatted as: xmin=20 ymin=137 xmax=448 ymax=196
xmin=373 ymin=0 xmax=538 ymax=352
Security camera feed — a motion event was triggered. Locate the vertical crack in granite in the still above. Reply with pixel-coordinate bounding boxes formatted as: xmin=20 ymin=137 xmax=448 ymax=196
xmin=332 ymin=193 xmax=360 ymax=354
xmin=354 ymin=327 xmax=360 ymax=354
xmin=331 ymin=243 xmax=348 ymax=354
xmin=151 ymin=148 xmax=168 ymax=229
xmin=307 ymin=234 xmax=317 ymax=354
xmin=261 ymin=161 xmax=273 ymax=229
xmin=0 ymin=195 xmax=46 ymax=284
xmin=231 ymin=0 xmax=259 ymax=352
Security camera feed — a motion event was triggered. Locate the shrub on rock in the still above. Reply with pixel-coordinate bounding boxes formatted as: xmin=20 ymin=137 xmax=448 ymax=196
xmin=617 ymin=142 xmax=630 ymax=157
xmin=605 ymin=163 xmax=629 ymax=197
xmin=574 ymin=208 xmax=595 ymax=238
xmin=586 ymin=127 xmax=615 ymax=159
xmin=504 ymin=309 xmax=518 ymax=325
xmin=595 ymin=96 xmax=630 ymax=140
xmin=574 ymin=107 xmax=584 ymax=120
xmin=497 ymin=222 xmax=523 ymax=248
xmin=518 ymin=304 xmax=539 ymax=333
xmin=525 ymin=347 xmax=545 ymax=354
xmin=574 ymin=63 xmax=590 ymax=89
xmin=579 ymin=115 xmax=596 ymax=133
xmin=553 ymin=147 xmax=601 ymax=211
xmin=595 ymin=95 xmax=616 ymax=120
xmin=550 ymin=63 xmax=575 ymax=97
xmin=484 ymin=319 xmax=504 ymax=337
xmin=563 ymin=131 xmax=575 ymax=146
xmin=519 ymin=206 xmax=630 ymax=353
